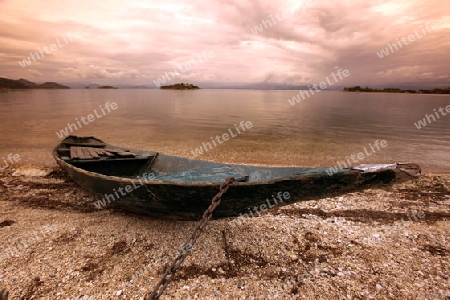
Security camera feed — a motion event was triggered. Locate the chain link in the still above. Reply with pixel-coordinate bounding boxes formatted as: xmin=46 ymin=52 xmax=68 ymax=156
xmin=146 ymin=176 xmax=235 ymax=300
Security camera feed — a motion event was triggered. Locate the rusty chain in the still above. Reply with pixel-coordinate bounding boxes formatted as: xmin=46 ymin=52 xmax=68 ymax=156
xmin=146 ymin=176 xmax=235 ymax=300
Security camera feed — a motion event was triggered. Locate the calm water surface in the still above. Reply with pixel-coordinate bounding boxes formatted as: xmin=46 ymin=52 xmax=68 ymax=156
xmin=0 ymin=89 xmax=449 ymax=172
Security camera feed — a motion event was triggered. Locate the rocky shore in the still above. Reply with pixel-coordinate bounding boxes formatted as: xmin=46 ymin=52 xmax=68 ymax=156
xmin=0 ymin=165 xmax=449 ymax=299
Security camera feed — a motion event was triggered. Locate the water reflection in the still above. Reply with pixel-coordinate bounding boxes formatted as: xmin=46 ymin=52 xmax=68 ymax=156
xmin=0 ymin=89 xmax=448 ymax=172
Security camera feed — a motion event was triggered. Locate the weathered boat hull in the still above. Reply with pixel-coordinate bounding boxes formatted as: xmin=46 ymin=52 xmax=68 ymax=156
xmin=53 ymin=136 xmax=421 ymax=220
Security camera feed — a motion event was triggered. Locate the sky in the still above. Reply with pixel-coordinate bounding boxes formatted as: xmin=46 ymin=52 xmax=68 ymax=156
xmin=0 ymin=0 xmax=449 ymax=88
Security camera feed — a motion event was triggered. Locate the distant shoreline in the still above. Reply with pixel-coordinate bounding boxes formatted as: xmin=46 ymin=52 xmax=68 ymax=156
xmin=0 ymin=77 xmax=69 ymax=89
xmin=343 ymin=86 xmax=450 ymax=94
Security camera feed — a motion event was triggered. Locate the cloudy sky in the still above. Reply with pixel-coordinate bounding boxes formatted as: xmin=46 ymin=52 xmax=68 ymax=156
xmin=1 ymin=0 xmax=449 ymax=88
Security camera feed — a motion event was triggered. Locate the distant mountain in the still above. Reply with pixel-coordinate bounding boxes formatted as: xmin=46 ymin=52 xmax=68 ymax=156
xmin=27 ymin=80 xmax=449 ymax=91
xmin=0 ymin=78 xmax=28 ymax=89
xmin=65 ymin=82 xmax=155 ymax=89
xmin=57 ymin=81 xmax=343 ymax=90
xmin=197 ymin=82 xmax=324 ymax=90
xmin=38 ymin=82 xmax=70 ymax=89
xmin=0 ymin=77 xmax=70 ymax=89
xmin=60 ymin=81 xmax=312 ymax=90
xmin=83 ymin=83 xmax=100 ymax=89
xmin=229 ymin=82 xmax=309 ymax=90
xmin=17 ymin=78 xmax=38 ymax=88
xmin=119 ymin=85 xmax=154 ymax=89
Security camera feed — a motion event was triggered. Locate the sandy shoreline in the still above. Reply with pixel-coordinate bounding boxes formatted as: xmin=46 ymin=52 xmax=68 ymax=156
xmin=0 ymin=164 xmax=449 ymax=299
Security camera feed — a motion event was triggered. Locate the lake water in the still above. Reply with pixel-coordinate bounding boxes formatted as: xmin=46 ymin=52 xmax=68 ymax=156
xmin=0 ymin=89 xmax=449 ymax=172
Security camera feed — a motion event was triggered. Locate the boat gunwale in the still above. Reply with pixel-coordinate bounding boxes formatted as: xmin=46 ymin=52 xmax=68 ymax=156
xmin=52 ymin=149 xmax=331 ymax=186
xmin=53 ymin=137 xmax=420 ymax=187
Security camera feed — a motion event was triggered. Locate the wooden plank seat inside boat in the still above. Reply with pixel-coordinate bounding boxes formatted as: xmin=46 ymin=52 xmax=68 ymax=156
xmin=152 ymin=166 xmax=249 ymax=183
xmin=68 ymin=146 xmax=137 ymax=160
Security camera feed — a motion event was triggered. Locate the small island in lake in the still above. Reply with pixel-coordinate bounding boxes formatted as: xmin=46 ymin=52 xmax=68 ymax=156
xmin=343 ymin=86 xmax=450 ymax=94
xmin=160 ymin=83 xmax=200 ymax=90
xmin=98 ymin=85 xmax=118 ymax=89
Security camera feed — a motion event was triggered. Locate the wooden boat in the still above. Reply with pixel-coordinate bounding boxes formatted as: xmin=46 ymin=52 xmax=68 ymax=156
xmin=53 ymin=136 xmax=421 ymax=220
